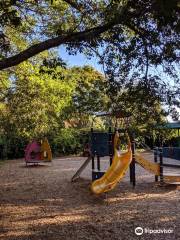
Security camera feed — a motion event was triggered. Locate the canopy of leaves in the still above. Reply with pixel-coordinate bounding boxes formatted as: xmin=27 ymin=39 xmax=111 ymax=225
xmin=0 ymin=53 xmax=176 ymax=157
xmin=0 ymin=55 xmax=110 ymax=139
xmin=1 ymin=60 xmax=75 ymax=139
xmin=0 ymin=0 xmax=179 ymax=119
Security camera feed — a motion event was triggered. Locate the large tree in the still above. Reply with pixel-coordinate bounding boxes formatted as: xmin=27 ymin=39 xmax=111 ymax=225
xmin=0 ymin=0 xmax=179 ymax=118
xmin=0 ymin=1 xmax=179 ymax=70
xmin=2 ymin=60 xmax=76 ymax=139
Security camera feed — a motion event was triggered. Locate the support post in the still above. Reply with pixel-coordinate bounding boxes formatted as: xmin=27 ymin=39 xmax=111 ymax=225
xmin=132 ymin=139 xmax=136 ymax=187
xmin=92 ymin=156 xmax=95 ymax=170
xmin=129 ymin=138 xmax=133 ymax=183
xmin=129 ymin=163 xmax=133 ymax=182
xmin=97 ymin=155 xmax=100 ymax=171
xmin=130 ymin=134 xmax=136 ymax=187
xmin=159 ymin=147 xmax=164 ymax=184
xmin=91 ymin=127 xmax=95 ymax=180
xmin=109 ymin=126 xmax=113 ymax=165
xmin=154 ymin=147 xmax=158 ymax=182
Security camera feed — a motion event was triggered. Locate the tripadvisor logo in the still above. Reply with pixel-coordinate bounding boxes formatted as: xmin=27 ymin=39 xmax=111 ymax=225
xmin=135 ymin=227 xmax=173 ymax=235
xmin=135 ymin=227 xmax=143 ymax=236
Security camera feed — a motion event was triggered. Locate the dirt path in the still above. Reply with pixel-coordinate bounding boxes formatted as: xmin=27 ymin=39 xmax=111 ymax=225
xmin=0 ymin=157 xmax=179 ymax=240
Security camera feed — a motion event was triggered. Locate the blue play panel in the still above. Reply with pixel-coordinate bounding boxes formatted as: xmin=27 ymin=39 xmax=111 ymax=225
xmin=90 ymin=132 xmax=113 ymax=157
xmin=163 ymin=147 xmax=180 ymax=161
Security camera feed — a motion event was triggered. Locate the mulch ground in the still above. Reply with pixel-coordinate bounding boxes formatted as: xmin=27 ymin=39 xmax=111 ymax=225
xmin=0 ymin=157 xmax=179 ymax=240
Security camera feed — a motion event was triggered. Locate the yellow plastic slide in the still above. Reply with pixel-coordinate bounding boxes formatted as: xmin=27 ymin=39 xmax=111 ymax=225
xmin=135 ymin=153 xmax=160 ymax=176
xmin=91 ymin=131 xmax=132 ymax=194
xmin=135 ymin=153 xmax=180 ymax=184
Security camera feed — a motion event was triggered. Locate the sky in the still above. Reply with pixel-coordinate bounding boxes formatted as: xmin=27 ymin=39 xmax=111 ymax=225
xmin=59 ymin=46 xmax=179 ymax=122
xmin=59 ymin=46 xmax=103 ymax=73
xmin=59 ymin=46 xmax=179 ymax=83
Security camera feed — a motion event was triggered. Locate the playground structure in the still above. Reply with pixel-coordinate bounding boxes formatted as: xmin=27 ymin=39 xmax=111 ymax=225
xmin=162 ymin=147 xmax=180 ymax=160
xmin=155 ymin=121 xmax=180 ymax=160
xmin=72 ymin=112 xmax=180 ymax=194
xmin=91 ymin=131 xmax=132 ymax=194
xmin=135 ymin=148 xmax=180 ymax=184
xmin=24 ymin=138 xmax=52 ymax=166
xmin=71 ymin=112 xmax=135 ymax=193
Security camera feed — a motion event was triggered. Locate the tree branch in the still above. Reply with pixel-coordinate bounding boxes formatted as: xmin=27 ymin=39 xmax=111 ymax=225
xmin=0 ymin=3 xmax=132 ymax=72
xmin=0 ymin=3 xmax=131 ymax=71
xmin=124 ymin=22 xmax=150 ymax=80
xmin=63 ymin=0 xmax=83 ymax=11
xmin=0 ymin=23 xmax=115 ymax=71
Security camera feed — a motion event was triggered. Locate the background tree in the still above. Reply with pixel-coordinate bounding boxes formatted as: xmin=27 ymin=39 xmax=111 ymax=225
xmin=0 ymin=0 xmax=179 ymax=119
xmin=0 ymin=55 xmax=109 ymax=157
xmin=63 ymin=65 xmax=108 ymax=129
xmin=6 ymin=61 xmax=75 ymax=139
xmin=0 ymin=0 xmax=179 ymax=157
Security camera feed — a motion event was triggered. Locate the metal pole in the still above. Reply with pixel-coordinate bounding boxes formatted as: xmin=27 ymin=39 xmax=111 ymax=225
xmin=91 ymin=127 xmax=95 ymax=180
xmin=154 ymin=147 xmax=158 ymax=182
xmin=129 ymin=134 xmax=133 ymax=183
xmin=159 ymin=147 xmax=163 ymax=184
xmin=129 ymin=133 xmax=136 ymax=187
xmin=92 ymin=156 xmax=95 ymax=170
xmin=97 ymin=155 xmax=100 ymax=171
xmin=131 ymin=138 xmax=136 ymax=187
xmin=129 ymin=161 xmax=133 ymax=182
xmin=109 ymin=126 xmax=113 ymax=165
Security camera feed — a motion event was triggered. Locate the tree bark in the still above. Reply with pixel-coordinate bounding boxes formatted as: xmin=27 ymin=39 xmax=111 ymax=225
xmin=0 ymin=2 xmax=138 ymax=71
xmin=0 ymin=22 xmax=115 ymax=71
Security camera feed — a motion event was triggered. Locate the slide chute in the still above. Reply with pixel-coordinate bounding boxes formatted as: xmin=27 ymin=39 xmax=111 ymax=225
xmin=91 ymin=131 xmax=132 ymax=194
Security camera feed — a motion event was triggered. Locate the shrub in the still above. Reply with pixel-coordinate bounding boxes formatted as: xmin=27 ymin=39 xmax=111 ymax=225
xmin=52 ymin=128 xmax=86 ymax=156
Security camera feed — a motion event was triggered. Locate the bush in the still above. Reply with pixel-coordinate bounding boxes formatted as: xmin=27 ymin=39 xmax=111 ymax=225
xmin=0 ymin=136 xmax=28 ymax=159
xmin=51 ymin=128 xmax=87 ymax=156
xmin=1 ymin=128 xmax=90 ymax=159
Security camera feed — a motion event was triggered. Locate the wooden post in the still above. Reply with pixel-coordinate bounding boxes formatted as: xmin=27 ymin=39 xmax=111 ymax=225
xmin=154 ymin=147 xmax=158 ymax=182
xmin=159 ymin=147 xmax=164 ymax=184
